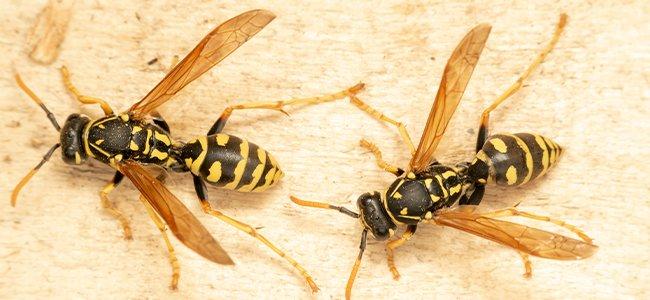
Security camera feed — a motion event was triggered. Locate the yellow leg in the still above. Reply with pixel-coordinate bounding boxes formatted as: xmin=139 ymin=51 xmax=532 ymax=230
xmin=518 ymin=252 xmax=533 ymax=278
xmin=348 ymin=94 xmax=415 ymax=155
xmin=199 ymin=201 xmax=319 ymax=293
xmin=385 ymin=225 xmax=416 ymax=280
xmin=479 ymin=14 xmax=567 ymax=131
xmin=99 ymin=181 xmax=132 ymax=240
xmin=60 ymin=66 xmax=114 ymax=115
xmin=140 ymin=195 xmax=181 ymax=289
xmin=359 ymin=139 xmax=403 ymax=176
xmin=481 ymin=207 xmax=593 ymax=243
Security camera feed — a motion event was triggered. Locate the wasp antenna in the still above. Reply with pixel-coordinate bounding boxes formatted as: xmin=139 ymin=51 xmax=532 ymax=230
xmin=11 ymin=143 xmax=61 ymax=207
xmin=345 ymin=229 xmax=368 ymax=300
xmin=289 ymin=196 xmax=359 ymax=218
xmin=15 ymin=73 xmax=61 ymax=132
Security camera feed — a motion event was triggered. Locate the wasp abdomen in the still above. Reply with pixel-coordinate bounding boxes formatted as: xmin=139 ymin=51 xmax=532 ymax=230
xmin=469 ymin=133 xmax=562 ymax=186
xmin=181 ymin=134 xmax=282 ymax=192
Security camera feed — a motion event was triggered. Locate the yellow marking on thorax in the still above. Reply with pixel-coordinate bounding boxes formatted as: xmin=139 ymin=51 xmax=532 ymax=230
xmin=143 ymin=130 xmax=152 ymax=154
xmin=510 ymin=134 xmax=533 ymax=184
xmin=490 ymin=138 xmax=508 ymax=153
xmin=93 ymin=116 xmax=117 ymax=127
xmin=506 ymin=165 xmax=518 ymax=185
xmin=206 ymin=161 xmax=223 ymax=182
xmin=119 ymin=114 xmax=129 ymax=122
xmin=406 ymin=172 xmax=416 ymax=179
xmin=216 ymin=134 xmax=230 ymax=146
xmin=114 ymin=154 xmax=123 ymax=161
xmin=435 ymin=175 xmax=448 ymax=198
xmin=74 ymin=152 xmax=81 ymax=164
xmin=154 ymin=131 xmax=171 ymax=146
xmin=424 ymin=178 xmax=433 ymax=187
xmin=129 ymin=141 xmax=139 ymax=151
xmin=535 ymin=134 xmax=550 ymax=176
xmin=238 ymin=148 xmax=267 ymax=192
xmin=90 ymin=142 xmax=111 ymax=157
xmin=150 ymin=149 xmax=168 ymax=160
xmin=441 ymin=170 xmax=456 ymax=179
xmin=132 ymin=126 xmax=142 ymax=134
xmin=449 ymin=184 xmax=461 ymax=195
xmin=95 ymin=139 xmax=104 ymax=145
xmin=475 ymin=150 xmax=490 ymax=164
xmin=189 ymin=137 xmax=208 ymax=175
xmin=424 ymin=211 xmax=433 ymax=220
xmin=223 ymin=140 xmax=250 ymax=190
xmin=430 ymin=194 xmax=440 ymax=202
xmin=82 ymin=119 xmax=94 ymax=158
xmin=400 ymin=207 xmax=408 ymax=215
xmin=97 ymin=124 xmax=105 ymax=129
xmin=392 ymin=192 xmax=402 ymax=199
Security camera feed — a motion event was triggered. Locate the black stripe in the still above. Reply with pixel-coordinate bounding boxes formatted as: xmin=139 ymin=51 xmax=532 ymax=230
xmin=236 ymin=142 xmax=262 ymax=190
xmin=514 ymin=133 xmax=544 ymax=182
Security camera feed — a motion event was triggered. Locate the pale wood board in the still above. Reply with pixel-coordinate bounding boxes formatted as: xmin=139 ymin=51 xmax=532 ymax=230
xmin=1 ymin=1 xmax=648 ymax=299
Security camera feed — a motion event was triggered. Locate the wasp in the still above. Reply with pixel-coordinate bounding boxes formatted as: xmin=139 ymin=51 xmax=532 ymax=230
xmin=11 ymin=9 xmax=362 ymax=291
xmin=291 ymin=14 xmax=597 ymax=298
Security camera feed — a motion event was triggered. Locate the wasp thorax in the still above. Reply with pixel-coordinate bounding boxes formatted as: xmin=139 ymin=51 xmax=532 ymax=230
xmin=357 ymin=192 xmax=396 ymax=241
xmin=60 ymin=114 xmax=90 ymax=165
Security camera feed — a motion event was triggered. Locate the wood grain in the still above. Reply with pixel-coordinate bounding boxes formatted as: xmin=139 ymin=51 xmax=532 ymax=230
xmin=1 ymin=1 xmax=648 ymax=299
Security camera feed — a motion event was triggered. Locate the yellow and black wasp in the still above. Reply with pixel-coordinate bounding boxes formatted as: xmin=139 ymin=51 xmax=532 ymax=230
xmin=11 ymin=9 xmax=362 ymax=291
xmin=291 ymin=14 xmax=597 ymax=298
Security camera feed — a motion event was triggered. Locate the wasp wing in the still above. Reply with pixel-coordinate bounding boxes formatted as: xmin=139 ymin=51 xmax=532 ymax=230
xmin=118 ymin=161 xmax=234 ymax=265
xmin=128 ymin=9 xmax=275 ymax=118
xmin=433 ymin=209 xmax=597 ymax=260
xmin=409 ymin=24 xmax=491 ymax=172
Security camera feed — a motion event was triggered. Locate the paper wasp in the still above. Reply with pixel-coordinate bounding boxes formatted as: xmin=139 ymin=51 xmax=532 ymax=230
xmin=291 ymin=14 xmax=597 ymax=298
xmin=11 ymin=9 xmax=361 ymax=291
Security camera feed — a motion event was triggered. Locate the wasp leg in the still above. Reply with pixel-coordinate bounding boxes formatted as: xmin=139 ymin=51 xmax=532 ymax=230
xmin=139 ymin=194 xmax=180 ymax=289
xmin=517 ymin=251 xmax=533 ymax=278
xmin=60 ymin=66 xmax=114 ymax=115
xmin=99 ymin=172 xmax=132 ymax=239
xmin=349 ymin=94 xmax=415 ymax=155
xmin=386 ymin=225 xmax=416 ymax=280
xmin=359 ymin=139 xmax=404 ymax=176
xmin=192 ymin=175 xmax=319 ymax=292
xmin=207 ymin=83 xmax=365 ymax=135
xmin=476 ymin=14 xmax=567 ymax=152
xmin=481 ymin=207 xmax=593 ymax=243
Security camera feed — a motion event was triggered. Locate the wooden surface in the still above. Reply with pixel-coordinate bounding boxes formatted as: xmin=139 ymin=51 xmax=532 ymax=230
xmin=1 ymin=1 xmax=648 ymax=299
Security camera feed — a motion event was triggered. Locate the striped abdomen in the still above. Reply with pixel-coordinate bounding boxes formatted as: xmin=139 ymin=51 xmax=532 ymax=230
xmin=468 ymin=133 xmax=562 ymax=186
xmin=180 ymin=133 xmax=283 ymax=192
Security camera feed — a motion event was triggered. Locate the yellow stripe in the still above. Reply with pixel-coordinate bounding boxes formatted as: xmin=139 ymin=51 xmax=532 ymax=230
xmin=206 ymin=161 xmax=222 ymax=183
xmin=189 ymin=137 xmax=208 ymax=175
xmin=435 ymin=175 xmax=448 ymax=198
xmin=535 ymin=134 xmax=550 ymax=176
xmin=143 ymin=130 xmax=152 ymax=154
xmin=90 ymin=143 xmax=111 ymax=157
xmin=150 ymin=149 xmax=168 ymax=160
xmin=129 ymin=141 xmax=139 ymax=151
xmin=154 ymin=131 xmax=171 ymax=146
xmin=216 ymin=134 xmax=229 ymax=146
xmin=506 ymin=165 xmax=518 ymax=185
xmin=510 ymin=134 xmax=533 ymax=185
xmin=238 ymin=149 xmax=267 ymax=192
xmin=545 ymin=136 xmax=557 ymax=165
xmin=253 ymin=167 xmax=276 ymax=192
xmin=223 ymin=140 xmax=249 ymax=189
xmin=490 ymin=138 xmax=508 ymax=153
xmin=441 ymin=170 xmax=456 ymax=179
xmin=132 ymin=126 xmax=142 ymax=134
